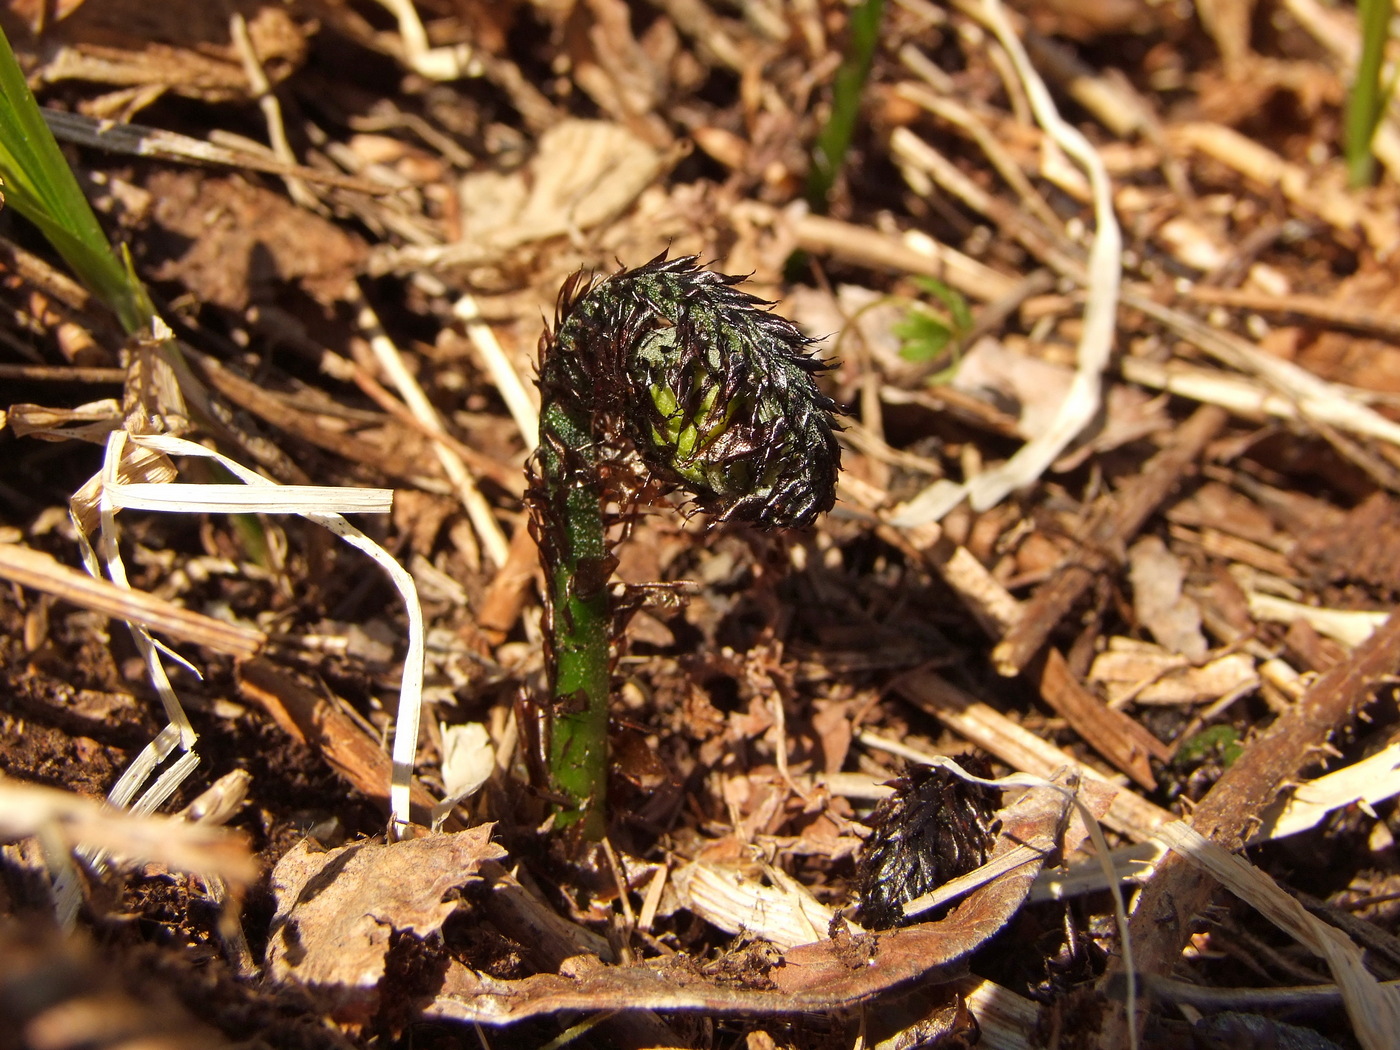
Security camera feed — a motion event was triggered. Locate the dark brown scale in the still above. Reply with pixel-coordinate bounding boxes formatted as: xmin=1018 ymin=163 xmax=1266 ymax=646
xmin=856 ymin=756 xmax=1000 ymax=929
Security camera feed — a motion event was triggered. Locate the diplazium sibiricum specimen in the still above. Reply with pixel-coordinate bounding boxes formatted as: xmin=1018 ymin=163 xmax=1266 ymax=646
xmin=528 ymin=253 xmax=841 ymax=838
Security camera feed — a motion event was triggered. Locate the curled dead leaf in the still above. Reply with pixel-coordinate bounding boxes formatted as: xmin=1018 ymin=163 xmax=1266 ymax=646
xmin=427 ymin=770 xmax=1110 ymax=1023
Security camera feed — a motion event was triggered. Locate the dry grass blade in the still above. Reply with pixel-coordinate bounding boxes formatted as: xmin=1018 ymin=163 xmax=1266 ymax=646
xmin=40 ymin=109 xmax=394 ymax=195
xmin=1251 ymin=742 xmax=1400 ymax=842
xmin=891 ymin=0 xmax=1123 ymax=525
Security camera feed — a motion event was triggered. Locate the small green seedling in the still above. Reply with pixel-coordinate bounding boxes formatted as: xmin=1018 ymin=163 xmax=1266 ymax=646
xmin=530 ymin=255 xmax=842 ymax=838
xmin=893 ymin=275 xmax=974 ymax=381
xmin=1175 ymin=724 xmax=1244 ymax=769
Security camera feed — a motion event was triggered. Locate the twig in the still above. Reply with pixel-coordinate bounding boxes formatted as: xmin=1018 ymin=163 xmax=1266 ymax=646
xmin=185 ymin=348 xmax=448 ymax=489
xmin=891 ymin=78 xmax=1064 ymax=237
xmin=371 ymin=0 xmax=481 ymax=80
xmin=0 ymin=543 xmax=265 ymax=657
xmin=889 ymin=126 xmax=1080 ymax=276
xmin=345 ymin=363 xmax=523 ymax=493
xmin=1029 ymin=649 xmax=1169 ymax=790
xmin=452 ymin=293 xmax=540 ymax=450
xmin=0 ymin=363 xmax=125 ymax=383
xmin=475 ymin=524 xmax=540 ymax=646
xmin=1115 ymin=971 xmax=1398 ymax=1013
xmin=229 ymin=12 xmax=315 ymax=210
xmin=735 ymin=201 xmax=1018 ymax=301
xmin=239 ymin=658 xmax=442 ymax=826
xmin=1125 ymin=290 xmax=1400 ymax=451
xmin=1183 ymin=284 xmax=1400 ymax=342
xmin=1167 ymin=122 xmax=1400 ymax=251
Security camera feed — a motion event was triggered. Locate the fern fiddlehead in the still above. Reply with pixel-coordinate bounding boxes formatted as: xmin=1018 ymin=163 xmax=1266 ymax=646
xmin=529 ymin=254 xmax=841 ymax=837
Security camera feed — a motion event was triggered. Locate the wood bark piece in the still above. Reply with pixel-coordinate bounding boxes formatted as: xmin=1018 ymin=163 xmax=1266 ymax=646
xmin=239 ymin=658 xmax=436 ymax=822
xmin=1030 ymin=649 xmax=1170 ymax=790
xmin=1092 ymin=610 xmax=1400 ymax=1049
xmin=475 ymin=523 xmax=539 ymax=645
xmin=992 ymin=405 xmax=1228 ymax=675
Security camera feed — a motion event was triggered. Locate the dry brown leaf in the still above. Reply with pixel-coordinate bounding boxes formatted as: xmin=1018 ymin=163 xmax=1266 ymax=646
xmin=809 ymin=698 xmax=855 ymax=775
xmin=267 ymin=826 xmax=505 ymax=1022
xmin=144 ymin=171 xmax=366 ymax=310
xmin=951 ymin=337 xmax=1073 ymax=442
xmin=457 ymin=119 xmax=662 ymax=253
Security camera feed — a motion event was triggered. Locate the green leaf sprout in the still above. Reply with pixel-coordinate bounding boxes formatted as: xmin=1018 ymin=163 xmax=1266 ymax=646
xmin=895 ymin=275 xmax=974 ymax=378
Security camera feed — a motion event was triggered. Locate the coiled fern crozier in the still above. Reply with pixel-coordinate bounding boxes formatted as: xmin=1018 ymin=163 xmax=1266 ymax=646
xmin=529 ymin=254 xmax=841 ymax=837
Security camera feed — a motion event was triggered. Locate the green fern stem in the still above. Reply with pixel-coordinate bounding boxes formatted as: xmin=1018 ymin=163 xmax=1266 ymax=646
xmin=534 ymin=398 xmax=613 ymax=838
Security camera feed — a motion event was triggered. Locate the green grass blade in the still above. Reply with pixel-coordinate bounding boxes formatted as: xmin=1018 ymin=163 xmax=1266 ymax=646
xmin=1344 ymin=0 xmax=1391 ymax=188
xmin=0 ymin=26 xmax=150 ymax=332
xmin=806 ymin=0 xmax=884 ymax=211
